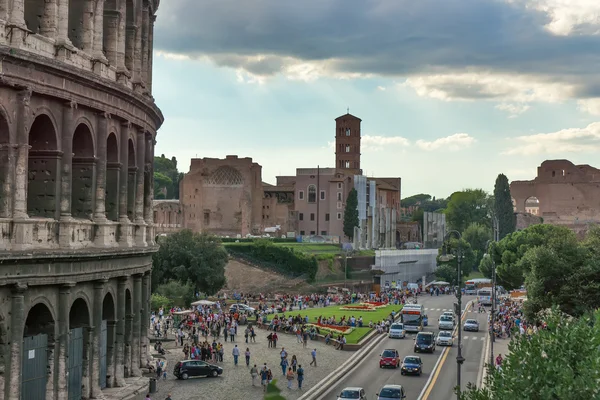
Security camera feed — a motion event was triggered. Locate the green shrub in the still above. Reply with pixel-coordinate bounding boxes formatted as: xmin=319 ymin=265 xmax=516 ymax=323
xmin=220 ymin=237 xmax=297 ymax=243
xmin=151 ymin=293 xmax=171 ymax=310
xmin=225 ymin=239 xmax=318 ymax=282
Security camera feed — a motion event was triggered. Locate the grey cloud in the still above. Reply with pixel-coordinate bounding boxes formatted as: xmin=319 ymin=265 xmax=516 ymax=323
xmin=154 ymin=0 xmax=600 ymax=87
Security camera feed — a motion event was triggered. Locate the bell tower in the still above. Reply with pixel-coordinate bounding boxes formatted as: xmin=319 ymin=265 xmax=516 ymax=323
xmin=335 ymin=111 xmax=362 ymax=174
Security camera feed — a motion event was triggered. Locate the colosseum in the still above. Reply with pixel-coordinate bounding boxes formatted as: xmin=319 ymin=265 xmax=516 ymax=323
xmin=0 ymin=0 xmax=163 ymax=399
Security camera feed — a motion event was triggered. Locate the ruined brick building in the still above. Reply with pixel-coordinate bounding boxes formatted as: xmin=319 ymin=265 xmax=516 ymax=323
xmin=172 ymin=112 xmax=403 ymax=245
xmin=510 ymin=160 xmax=600 ymax=235
xmin=0 ymin=0 xmax=163 ymax=398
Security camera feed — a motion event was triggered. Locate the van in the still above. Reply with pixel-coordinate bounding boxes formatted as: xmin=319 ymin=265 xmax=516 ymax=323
xmin=414 ymin=332 xmax=436 ymax=353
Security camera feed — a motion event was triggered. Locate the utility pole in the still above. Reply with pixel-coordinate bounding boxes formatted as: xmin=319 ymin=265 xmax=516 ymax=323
xmin=489 ymin=216 xmax=499 ymax=367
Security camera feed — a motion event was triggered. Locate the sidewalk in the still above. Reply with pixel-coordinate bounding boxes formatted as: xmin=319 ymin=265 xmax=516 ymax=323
xmin=481 ymin=335 xmax=510 ymax=388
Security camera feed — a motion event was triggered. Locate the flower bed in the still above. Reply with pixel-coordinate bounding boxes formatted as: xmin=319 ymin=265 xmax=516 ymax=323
xmin=306 ymin=323 xmax=354 ymax=335
xmin=340 ymin=304 xmax=377 ymax=311
xmin=363 ymin=301 xmax=387 ymax=307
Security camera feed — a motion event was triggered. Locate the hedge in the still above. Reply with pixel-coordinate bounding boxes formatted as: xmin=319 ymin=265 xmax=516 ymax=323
xmin=220 ymin=237 xmax=297 ymax=243
xmin=224 ymin=239 xmax=318 ymax=282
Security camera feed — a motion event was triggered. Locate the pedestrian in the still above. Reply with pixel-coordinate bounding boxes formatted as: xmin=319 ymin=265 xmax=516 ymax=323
xmin=250 ymin=364 xmax=259 ymax=386
xmin=286 ymin=367 xmax=295 ymax=389
xmin=495 ymin=353 xmax=503 ymax=372
xmin=297 ymin=364 xmax=304 ymax=390
xmin=230 ymin=326 xmax=236 ymax=342
xmin=310 ymin=348 xmax=317 ymax=367
xmin=291 ymin=355 xmax=297 ymax=372
xmin=245 ymin=347 xmax=251 ymax=366
xmin=267 ymin=332 xmax=273 ymax=348
xmin=232 ymin=345 xmax=240 ymax=366
xmin=280 ymin=347 xmax=287 ymax=361
xmin=260 ymin=367 xmax=269 ymax=392
xmin=280 ymin=357 xmax=288 ymax=375
xmin=272 ymin=332 xmax=278 ymax=348
xmin=165 ymin=395 xmax=172 ymax=400
xmin=145 ymin=395 xmax=151 ymax=400
xmin=245 ymin=327 xmax=250 ymax=343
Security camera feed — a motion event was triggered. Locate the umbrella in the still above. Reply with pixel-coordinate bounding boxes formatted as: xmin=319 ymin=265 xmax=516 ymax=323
xmin=191 ymin=300 xmax=216 ymax=306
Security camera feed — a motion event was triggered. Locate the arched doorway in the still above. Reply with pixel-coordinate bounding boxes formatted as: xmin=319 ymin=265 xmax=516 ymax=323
xmin=0 ymin=112 xmax=9 ymax=217
xmin=101 ymin=293 xmax=116 ymax=388
xmin=27 ymin=114 xmax=60 ymax=219
xmin=22 ymin=303 xmax=56 ymax=399
xmin=69 ymin=298 xmax=91 ymax=400
xmin=106 ymin=133 xmax=120 ymax=221
xmin=525 ymin=196 xmax=540 ymax=216
xmin=124 ymin=289 xmax=133 ymax=377
xmin=72 ymin=124 xmax=96 ymax=219
xmin=127 ymin=139 xmax=136 ymax=221
xmin=67 ymin=0 xmax=86 ymax=49
xmin=511 ymin=197 xmax=517 ymax=212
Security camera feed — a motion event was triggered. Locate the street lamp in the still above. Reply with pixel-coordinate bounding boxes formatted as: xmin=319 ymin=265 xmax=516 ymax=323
xmin=440 ymin=230 xmax=465 ymax=399
xmin=486 ymin=217 xmax=499 ymax=368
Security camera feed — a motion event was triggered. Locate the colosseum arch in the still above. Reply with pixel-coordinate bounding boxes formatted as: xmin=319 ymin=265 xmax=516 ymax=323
xmin=27 ymin=114 xmax=60 ymax=219
xmin=106 ymin=132 xmax=120 ymax=221
xmin=127 ymin=138 xmax=136 ymax=221
xmin=24 ymin=0 xmax=54 ymax=35
xmin=125 ymin=0 xmax=135 ymax=72
xmin=0 ymin=111 xmax=9 ymax=218
xmin=68 ymin=0 xmax=89 ymax=50
xmin=68 ymin=297 xmax=91 ymax=400
xmin=22 ymin=302 xmax=57 ymax=399
xmin=72 ymin=123 xmax=96 ymax=219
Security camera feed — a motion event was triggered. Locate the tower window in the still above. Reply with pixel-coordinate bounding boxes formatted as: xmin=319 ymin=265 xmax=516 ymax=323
xmin=298 ymin=190 xmax=304 ymax=200
xmin=346 ymin=128 xmax=351 ymax=136
xmin=346 ymin=145 xmax=350 ymax=152
xmin=308 ymin=185 xmax=317 ymax=203
xmin=345 ymin=161 xmax=350 ymax=168
xmin=310 ymin=213 xmax=315 ymax=221
xmin=320 ymin=190 xmax=326 ymax=200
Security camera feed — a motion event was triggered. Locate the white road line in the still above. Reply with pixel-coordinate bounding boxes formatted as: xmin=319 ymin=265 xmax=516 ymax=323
xmin=463 ymin=336 xmax=469 ymax=340
xmin=480 ymin=337 xmax=485 ymax=340
xmin=436 ymin=308 xmax=441 ymax=311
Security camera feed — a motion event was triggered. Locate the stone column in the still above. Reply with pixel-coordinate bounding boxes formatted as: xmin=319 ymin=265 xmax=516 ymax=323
xmin=92 ymin=0 xmax=107 ymax=61
xmin=106 ymin=320 xmax=116 ymax=387
xmin=60 ymin=101 xmax=77 ymax=221
xmin=39 ymin=0 xmax=57 ymax=39
xmin=55 ymin=0 xmax=71 ymax=45
xmin=90 ymin=279 xmax=107 ymax=398
xmin=134 ymin=129 xmax=145 ymax=223
xmin=131 ymin=274 xmax=142 ymax=376
xmin=140 ymin=272 xmax=150 ymax=364
xmin=114 ymin=278 xmax=126 ymax=386
xmin=0 ymin=0 xmax=8 ymax=22
xmin=94 ymin=113 xmax=109 ymax=221
xmin=124 ymin=314 xmax=133 ymax=377
xmin=141 ymin=3 xmax=149 ymax=86
xmin=0 ymin=143 xmax=16 ymax=218
xmin=13 ymin=88 xmax=31 ymax=219
xmin=116 ymin=0 xmax=128 ymax=74
xmin=147 ymin=15 xmax=155 ymax=94
xmin=125 ymin=25 xmax=136 ymax=75
xmin=81 ymin=0 xmax=95 ymax=52
xmin=143 ymin=137 xmax=154 ymax=245
xmin=118 ymin=122 xmax=130 ymax=223
xmin=5 ymin=283 xmax=27 ymax=400
xmin=8 ymin=0 xmax=25 ymax=27
xmin=56 ymin=283 xmax=74 ymax=400
xmin=103 ymin=10 xmax=120 ymax=66
xmin=132 ymin=3 xmax=143 ymax=84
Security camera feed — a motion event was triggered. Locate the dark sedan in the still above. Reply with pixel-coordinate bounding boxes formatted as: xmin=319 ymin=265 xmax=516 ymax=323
xmin=400 ymin=356 xmax=423 ymax=376
xmin=173 ymin=360 xmax=223 ymax=380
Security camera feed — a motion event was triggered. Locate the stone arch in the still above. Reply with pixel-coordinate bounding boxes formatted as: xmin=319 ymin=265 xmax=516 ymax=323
xmin=68 ymin=0 xmax=90 ymax=49
xmin=525 ymin=196 xmax=540 ymax=216
xmin=106 ymin=132 xmax=120 ymax=221
xmin=22 ymin=302 xmax=56 ymax=399
xmin=103 ymin=292 xmax=116 ymax=321
xmin=27 ymin=114 xmax=60 ymax=219
xmin=69 ymin=297 xmax=91 ymax=328
xmin=127 ymin=138 xmax=136 ymax=221
xmin=68 ymin=297 xmax=90 ymax=399
xmin=0 ymin=110 xmax=10 ymax=218
xmin=72 ymin=123 xmax=96 ymax=219
xmin=24 ymin=0 xmax=47 ymax=33
xmin=207 ymin=166 xmax=244 ymax=185
xmin=124 ymin=0 xmax=135 ymax=72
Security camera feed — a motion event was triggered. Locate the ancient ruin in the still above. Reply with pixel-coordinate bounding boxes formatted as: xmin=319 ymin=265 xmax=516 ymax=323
xmin=0 ymin=0 xmax=163 ymax=398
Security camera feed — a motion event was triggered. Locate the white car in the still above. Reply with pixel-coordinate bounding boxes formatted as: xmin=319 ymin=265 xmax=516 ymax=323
xmin=441 ymin=311 xmax=455 ymax=322
xmin=438 ymin=315 xmax=455 ymax=330
xmin=436 ymin=331 xmax=454 ymax=346
xmin=388 ymin=323 xmax=406 ymax=339
xmin=229 ymin=304 xmax=255 ymax=314
xmin=338 ymin=387 xmax=367 ymax=400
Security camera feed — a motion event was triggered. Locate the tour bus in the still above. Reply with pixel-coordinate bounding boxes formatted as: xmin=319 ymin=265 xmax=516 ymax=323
xmin=465 ymin=278 xmax=492 ymax=295
xmin=401 ymin=304 xmax=425 ymax=333
xmin=477 ymin=288 xmax=493 ymax=306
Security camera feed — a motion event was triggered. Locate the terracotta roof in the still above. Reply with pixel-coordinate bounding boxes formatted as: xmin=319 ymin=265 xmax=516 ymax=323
xmin=335 ymin=113 xmax=362 ymax=122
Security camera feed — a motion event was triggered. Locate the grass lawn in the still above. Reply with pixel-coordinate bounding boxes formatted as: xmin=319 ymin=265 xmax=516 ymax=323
xmin=268 ymin=303 xmax=403 ymax=344
xmin=464 ymin=270 xmax=485 ymax=283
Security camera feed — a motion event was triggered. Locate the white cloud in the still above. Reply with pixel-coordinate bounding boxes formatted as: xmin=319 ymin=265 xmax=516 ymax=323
xmin=495 ymin=103 xmax=531 ymax=117
xmin=362 ymin=135 xmax=410 ymax=150
xmin=503 ymin=121 xmax=600 ymax=155
xmin=377 ymin=86 xmax=387 ymax=91
xmin=416 ymin=133 xmax=476 ymax=151
xmin=577 ymin=98 xmax=600 ymax=115
xmin=512 ymin=0 xmax=600 ymax=36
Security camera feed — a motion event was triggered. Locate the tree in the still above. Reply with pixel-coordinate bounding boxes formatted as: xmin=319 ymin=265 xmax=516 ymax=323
xmin=402 ymin=193 xmax=431 ymax=207
xmin=478 ymin=253 xmax=494 ymax=278
xmin=154 ymin=280 xmax=195 ymax=307
xmin=460 ymin=308 xmax=600 ymax=400
xmin=493 ymin=174 xmax=516 ymax=239
xmin=435 ymin=237 xmax=475 ymax=285
xmin=154 ymin=154 xmax=182 ymax=199
xmin=152 ymin=230 xmax=228 ymax=296
xmin=343 ymin=188 xmax=359 ymax=240
xmin=462 ymin=222 xmax=492 ymax=271
xmin=444 ymin=189 xmax=490 ymax=233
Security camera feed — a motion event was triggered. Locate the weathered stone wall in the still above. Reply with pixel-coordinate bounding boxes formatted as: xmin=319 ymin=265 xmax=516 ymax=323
xmin=397 ymin=221 xmax=420 ymax=243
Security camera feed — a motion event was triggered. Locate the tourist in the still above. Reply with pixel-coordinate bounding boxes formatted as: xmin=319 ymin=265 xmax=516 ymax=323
xmin=297 ymin=364 xmax=304 ymax=389
xmin=245 ymin=347 xmax=251 ymax=366
xmin=310 ymin=348 xmax=317 ymax=367
xmin=291 ymin=354 xmax=298 ymax=372
xmin=250 ymin=364 xmax=259 ymax=386
xmin=286 ymin=367 xmax=295 ymax=389
xmin=280 ymin=356 xmax=289 ymax=375
xmin=260 ymin=367 xmax=269 ymax=392
xmin=232 ymin=345 xmax=240 ymax=366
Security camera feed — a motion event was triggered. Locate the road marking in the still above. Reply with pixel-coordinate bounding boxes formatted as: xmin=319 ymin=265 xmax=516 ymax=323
xmin=419 ymin=300 xmax=473 ymax=400
xmin=481 ymin=337 xmax=485 ymax=340
xmin=463 ymin=336 xmax=469 ymax=340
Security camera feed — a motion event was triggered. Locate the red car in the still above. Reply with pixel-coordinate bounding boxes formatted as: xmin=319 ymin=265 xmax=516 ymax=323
xmin=379 ymin=349 xmax=400 ymax=368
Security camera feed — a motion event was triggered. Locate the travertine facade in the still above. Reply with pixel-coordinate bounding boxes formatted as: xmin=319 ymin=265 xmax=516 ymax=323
xmin=180 ymin=156 xmax=263 ymax=236
xmin=0 ymin=0 xmax=163 ymax=398
xmin=153 ymin=199 xmax=182 ymax=235
xmin=510 ymin=160 xmax=600 ymax=232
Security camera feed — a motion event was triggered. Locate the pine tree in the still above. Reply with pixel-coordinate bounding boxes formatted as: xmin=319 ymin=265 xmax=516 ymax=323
xmin=343 ymin=188 xmax=359 ymax=240
xmin=493 ymin=173 xmax=516 ymax=240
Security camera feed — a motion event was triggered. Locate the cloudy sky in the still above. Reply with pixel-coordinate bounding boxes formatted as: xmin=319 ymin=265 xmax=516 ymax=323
xmin=152 ymin=0 xmax=600 ymax=198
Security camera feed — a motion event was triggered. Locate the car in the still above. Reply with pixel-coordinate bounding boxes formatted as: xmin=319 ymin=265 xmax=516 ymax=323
xmin=376 ymin=384 xmax=406 ymax=400
xmin=438 ymin=315 xmax=454 ymax=330
xmin=388 ymin=323 xmax=406 ymax=339
xmin=414 ymin=332 xmax=436 ymax=353
xmin=463 ymin=319 xmax=480 ymax=332
xmin=400 ymin=356 xmax=423 ymax=376
xmin=441 ymin=311 xmax=455 ymax=321
xmin=173 ymin=360 xmax=223 ymax=380
xmin=423 ymin=314 xmax=429 ymax=326
xmin=379 ymin=349 xmax=400 ymax=368
xmin=229 ymin=303 xmax=255 ymax=314
xmin=436 ymin=331 xmax=454 ymax=346
xmin=337 ymin=387 xmax=367 ymax=400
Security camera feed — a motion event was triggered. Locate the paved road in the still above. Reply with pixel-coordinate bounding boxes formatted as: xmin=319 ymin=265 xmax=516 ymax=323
xmin=317 ymin=295 xmax=477 ymax=400
xmin=422 ymin=308 xmax=489 ymax=400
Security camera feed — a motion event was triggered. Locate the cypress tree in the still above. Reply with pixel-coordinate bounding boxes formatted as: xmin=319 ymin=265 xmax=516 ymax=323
xmin=343 ymin=188 xmax=359 ymax=240
xmin=494 ymin=173 xmax=516 ymax=239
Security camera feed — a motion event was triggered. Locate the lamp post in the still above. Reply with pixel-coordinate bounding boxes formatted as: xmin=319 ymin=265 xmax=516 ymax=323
xmin=487 ymin=216 xmax=499 ymax=367
xmin=440 ymin=230 xmax=465 ymax=399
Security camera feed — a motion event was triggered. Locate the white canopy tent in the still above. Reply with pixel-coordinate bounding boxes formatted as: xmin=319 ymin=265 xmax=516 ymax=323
xmin=191 ymin=300 xmax=216 ymax=306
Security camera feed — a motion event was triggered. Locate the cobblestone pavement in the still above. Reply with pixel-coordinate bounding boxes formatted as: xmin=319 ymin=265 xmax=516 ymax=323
xmin=147 ymin=329 xmax=354 ymax=400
